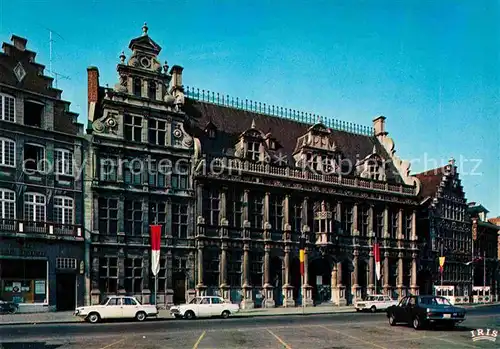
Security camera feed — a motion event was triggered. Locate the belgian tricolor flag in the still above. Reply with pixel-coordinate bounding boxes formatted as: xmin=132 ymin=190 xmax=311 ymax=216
xmin=299 ymin=236 xmax=306 ymax=276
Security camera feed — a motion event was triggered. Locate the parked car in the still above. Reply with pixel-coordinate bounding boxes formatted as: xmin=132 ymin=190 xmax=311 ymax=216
xmin=170 ymin=296 xmax=240 ymax=319
xmin=74 ymin=296 xmax=158 ymax=323
xmin=0 ymin=298 xmax=18 ymax=314
xmin=354 ymin=294 xmax=398 ymax=313
xmin=386 ymin=295 xmax=466 ymax=330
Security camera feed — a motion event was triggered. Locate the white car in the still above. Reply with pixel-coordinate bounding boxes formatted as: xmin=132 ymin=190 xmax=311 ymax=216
xmin=354 ymin=294 xmax=398 ymax=313
xmin=74 ymin=296 xmax=158 ymax=323
xmin=170 ymin=296 xmax=240 ymax=319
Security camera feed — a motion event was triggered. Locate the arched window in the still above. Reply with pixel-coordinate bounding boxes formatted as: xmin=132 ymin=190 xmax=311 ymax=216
xmin=54 ymin=196 xmax=74 ymax=224
xmin=0 ymin=188 xmax=15 ymax=220
xmin=0 ymin=93 xmax=15 ymax=122
xmin=0 ymin=137 xmax=16 ymax=167
xmin=148 ymin=81 xmax=156 ymax=100
xmin=24 ymin=192 xmax=46 ymax=222
xmin=133 ymin=78 xmax=142 ymax=97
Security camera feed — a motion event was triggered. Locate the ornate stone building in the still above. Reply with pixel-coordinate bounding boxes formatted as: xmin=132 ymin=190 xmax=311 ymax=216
xmin=415 ymin=160 xmax=471 ymax=296
xmin=85 ymin=25 xmax=194 ymax=305
xmin=86 ymin=25 xmax=422 ymax=307
xmin=0 ymin=35 xmax=85 ymax=312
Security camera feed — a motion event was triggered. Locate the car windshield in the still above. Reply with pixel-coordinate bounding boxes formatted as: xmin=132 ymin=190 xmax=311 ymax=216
xmin=419 ymin=296 xmax=452 ymax=306
xmin=189 ymin=297 xmax=201 ymax=304
xmin=366 ymin=296 xmax=375 ymax=301
xmin=100 ymin=297 xmax=110 ymax=305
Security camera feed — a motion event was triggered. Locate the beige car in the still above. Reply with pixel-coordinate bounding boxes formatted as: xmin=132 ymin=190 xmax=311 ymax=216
xmin=170 ymin=296 xmax=240 ymax=319
xmin=355 ymin=295 xmax=399 ymax=313
xmin=74 ymin=296 xmax=158 ymax=323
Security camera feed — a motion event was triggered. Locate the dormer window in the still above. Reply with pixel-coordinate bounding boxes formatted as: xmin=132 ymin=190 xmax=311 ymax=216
xmin=307 ymin=153 xmax=319 ymax=171
xmin=322 ymin=156 xmax=335 ymax=174
xmin=368 ymin=163 xmax=378 ymax=179
xmin=133 ymin=78 xmax=142 ymax=97
xmin=247 ymin=141 xmax=260 ymax=161
xmin=207 ymin=128 xmax=216 ymax=139
xmin=148 ymin=81 xmax=156 ymax=100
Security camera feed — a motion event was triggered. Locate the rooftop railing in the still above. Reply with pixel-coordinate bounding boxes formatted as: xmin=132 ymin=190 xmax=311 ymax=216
xmin=185 ymin=86 xmax=375 ymax=136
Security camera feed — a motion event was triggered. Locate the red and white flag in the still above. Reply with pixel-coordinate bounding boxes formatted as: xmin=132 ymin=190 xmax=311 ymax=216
xmin=150 ymin=225 xmax=161 ymax=276
xmin=374 ymin=242 xmax=381 ymax=281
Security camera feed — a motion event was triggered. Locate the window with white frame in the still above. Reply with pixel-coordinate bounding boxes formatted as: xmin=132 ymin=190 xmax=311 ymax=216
xmin=0 ymin=93 xmax=15 ymax=122
xmin=0 ymin=188 xmax=15 ymax=220
xmin=54 ymin=148 xmax=74 ymax=176
xmin=0 ymin=138 xmax=15 ymax=167
xmin=53 ymin=196 xmax=74 ymax=225
xmin=246 ymin=141 xmax=260 ymax=161
xmin=24 ymin=193 xmax=46 ymax=222
xmin=148 ymin=119 xmax=168 ymax=146
xmin=124 ymin=114 xmax=142 ymax=142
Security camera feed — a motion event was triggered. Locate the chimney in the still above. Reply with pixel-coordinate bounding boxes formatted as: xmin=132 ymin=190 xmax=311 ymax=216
xmin=169 ymin=65 xmax=184 ymax=90
xmin=373 ymin=116 xmax=387 ymax=137
xmin=11 ymin=35 xmax=27 ymax=51
xmin=87 ymin=66 xmax=100 ymax=104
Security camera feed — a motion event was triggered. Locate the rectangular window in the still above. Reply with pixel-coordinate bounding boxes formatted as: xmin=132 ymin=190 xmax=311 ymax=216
xmin=358 ymin=205 xmax=369 ymax=237
xmin=23 ymin=193 xmax=46 ymax=222
xmin=149 ymin=202 xmax=167 ymax=226
xmin=374 ymin=207 xmax=384 ymax=238
xmin=341 ymin=203 xmax=353 ymax=234
xmin=124 ymin=114 xmax=142 ymax=142
xmin=270 ymin=195 xmax=283 ymax=231
xmin=404 ymin=212 xmax=412 ymax=240
xmin=100 ymin=158 xmax=117 ymax=182
xmin=250 ymin=193 xmax=264 ymax=229
xmin=0 ymin=259 xmax=47 ymax=304
xmin=0 ymin=138 xmax=15 ymax=167
xmin=171 ymin=163 xmax=189 ymax=189
xmin=173 ymin=257 xmax=187 ymax=273
xmin=125 ymin=200 xmax=143 ymax=235
xmin=291 ymin=201 xmax=302 ymax=233
xmin=227 ymin=250 xmax=242 ymax=287
xmin=227 ymin=189 xmax=243 ymax=228
xmin=124 ymin=258 xmax=143 ymax=293
xmin=54 ymin=149 xmax=74 ymax=176
xmin=24 ymin=144 xmax=45 ymax=172
xmin=202 ymin=188 xmax=220 ymax=226
xmin=0 ymin=94 xmax=15 ymax=122
xmin=99 ymin=257 xmax=118 ymax=294
xmin=0 ymin=189 xmax=15 ymax=220
xmin=172 ymin=201 xmax=188 ymax=238
xmin=390 ymin=209 xmax=398 ymax=238
xmin=53 ymin=196 xmax=74 ymax=224
xmin=148 ymin=160 xmax=167 ymax=187
xmin=124 ymin=160 xmax=142 ymax=185
xmin=250 ymin=252 xmax=264 ymax=287
xmin=24 ymin=100 xmax=43 ymax=127
xmin=157 ymin=258 xmax=167 ymax=292
xmin=247 ymin=141 xmax=260 ymax=161
xmin=148 ymin=119 xmax=167 ymax=146
xmin=98 ymin=198 xmax=118 ymax=235
xmin=203 ymin=248 xmax=219 ymax=287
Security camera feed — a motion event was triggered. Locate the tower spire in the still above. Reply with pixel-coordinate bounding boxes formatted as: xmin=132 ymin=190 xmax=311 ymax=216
xmin=142 ymin=22 xmax=149 ymax=36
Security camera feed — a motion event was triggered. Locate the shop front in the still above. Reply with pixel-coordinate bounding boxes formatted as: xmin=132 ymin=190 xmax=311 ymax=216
xmin=0 ymin=239 xmax=85 ymax=312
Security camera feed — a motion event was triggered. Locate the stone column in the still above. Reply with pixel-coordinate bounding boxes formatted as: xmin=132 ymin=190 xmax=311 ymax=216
xmin=383 ymin=205 xmax=389 ymax=238
xmin=336 ymin=260 xmax=346 ymax=305
xmin=219 ymin=242 xmax=230 ymax=301
xmin=368 ymin=205 xmax=374 ymax=236
xmin=331 ymin=263 xmax=338 ymax=303
xmin=397 ymin=252 xmax=405 ymax=299
xmin=142 ymin=250 xmax=151 ymax=304
xmin=241 ymin=243 xmax=254 ymax=309
xmin=117 ymin=251 xmax=126 ymax=295
xmin=196 ymin=242 xmax=206 ymax=296
xmin=263 ymin=244 xmax=275 ymax=307
xmin=351 ymin=250 xmax=361 ymax=301
xmin=383 ymin=252 xmax=391 ymax=296
xmin=368 ymin=249 xmax=375 ymax=295
xmin=352 ymin=203 xmax=359 ymax=235
xmin=220 ymin=187 xmax=227 ymax=223
xmin=282 ymin=245 xmax=295 ymax=307
xmin=302 ymin=247 xmax=314 ymax=306
xmin=187 ymin=251 xmax=196 ymax=302
xmin=410 ymin=210 xmax=419 ymax=295
xmin=196 ymin=183 xmax=204 ymax=226
xmin=90 ymin=255 xmax=100 ymax=305
xmin=166 ymin=250 xmax=174 ymax=305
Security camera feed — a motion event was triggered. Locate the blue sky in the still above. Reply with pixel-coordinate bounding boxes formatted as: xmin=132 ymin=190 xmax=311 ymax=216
xmin=1 ymin=0 xmax=498 ymax=215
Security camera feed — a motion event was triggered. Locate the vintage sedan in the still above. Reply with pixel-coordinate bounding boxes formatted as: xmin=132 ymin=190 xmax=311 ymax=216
xmin=170 ymin=296 xmax=240 ymax=319
xmin=74 ymin=296 xmax=158 ymax=323
xmin=354 ymin=294 xmax=398 ymax=313
xmin=387 ymin=295 xmax=466 ymax=330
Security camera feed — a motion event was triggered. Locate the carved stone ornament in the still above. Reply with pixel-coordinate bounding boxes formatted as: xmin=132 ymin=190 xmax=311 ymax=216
xmin=114 ymin=73 xmax=128 ymax=93
xmin=92 ymin=111 xmax=119 ymax=135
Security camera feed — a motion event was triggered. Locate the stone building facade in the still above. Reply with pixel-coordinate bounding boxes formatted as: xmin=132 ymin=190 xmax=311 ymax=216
xmin=85 ymin=25 xmax=195 ymax=306
xmin=0 ymin=35 xmax=85 ymax=312
xmin=86 ymin=25 xmax=423 ymax=307
xmin=415 ymin=161 xmax=472 ymax=296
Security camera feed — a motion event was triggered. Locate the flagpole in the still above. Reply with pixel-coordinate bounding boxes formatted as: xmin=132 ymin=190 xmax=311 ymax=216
xmin=374 ymin=237 xmax=377 ymax=294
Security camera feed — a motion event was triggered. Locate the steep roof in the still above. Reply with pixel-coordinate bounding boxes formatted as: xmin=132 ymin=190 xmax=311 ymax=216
xmin=184 ymin=97 xmax=403 ymax=182
xmin=415 ymin=167 xmax=447 ymax=199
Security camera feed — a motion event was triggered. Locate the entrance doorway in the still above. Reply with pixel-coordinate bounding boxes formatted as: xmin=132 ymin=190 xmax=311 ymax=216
xmin=56 ymin=273 xmax=76 ymax=311
xmin=309 ymin=257 xmax=332 ymax=304
xmin=270 ymin=256 xmax=283 ymax=306
xmin=173 ymin=272 xmax=186 ymax=305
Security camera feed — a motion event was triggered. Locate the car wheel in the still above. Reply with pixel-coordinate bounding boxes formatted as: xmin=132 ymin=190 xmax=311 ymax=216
xmin=184 ymin=310 xmax=195 ymax=320
xmin=356 ymin=309 xmax=360 ymax=312
xmin=388 ymin=313 xmax=397 ymax=326
xmin=135 ymin=311 xmax=147 ymax=322
xmin=87 ymin=312 xmax=100 ymax=324
xmin=8 ymin=307 xmax=18 ymax=314
xmin=221 ymin=310 xmax=230 ymax=319
xmin=370 ymin=306 xmax=377 ymax=313
xmin=413 ymin=316 xmax=422 ymax=330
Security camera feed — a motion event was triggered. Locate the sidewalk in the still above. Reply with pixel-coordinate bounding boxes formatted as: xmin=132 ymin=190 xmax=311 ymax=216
xmin=0 ymin=305 xmax=353 ymax=326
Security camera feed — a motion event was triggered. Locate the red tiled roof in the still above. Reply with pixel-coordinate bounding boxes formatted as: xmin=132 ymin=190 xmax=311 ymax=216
xmin=184 ymin=98 xmax=403 ymax=182
xmin=415 ymin=167 xmax=447 ymax=199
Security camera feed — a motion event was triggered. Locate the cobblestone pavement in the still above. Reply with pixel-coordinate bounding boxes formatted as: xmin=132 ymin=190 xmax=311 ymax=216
xmin=0 ymin=311 xmax=498 ymax=349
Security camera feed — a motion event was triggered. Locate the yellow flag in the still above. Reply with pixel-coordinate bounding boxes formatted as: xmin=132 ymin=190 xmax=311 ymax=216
xmin=439 ymin=257 xmax=446 ymax=267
